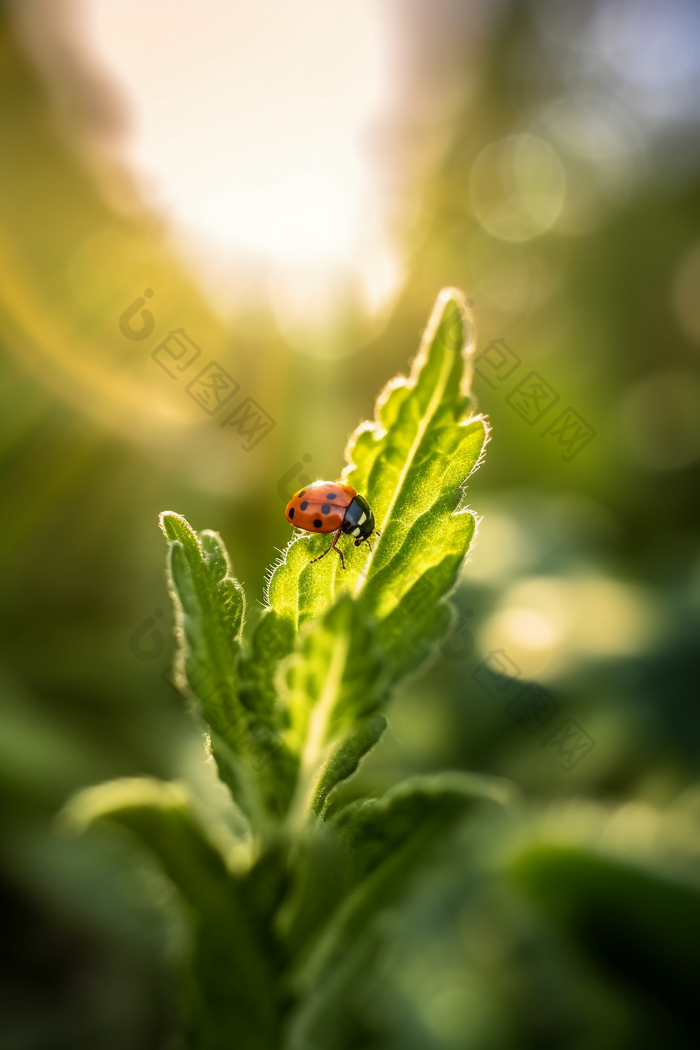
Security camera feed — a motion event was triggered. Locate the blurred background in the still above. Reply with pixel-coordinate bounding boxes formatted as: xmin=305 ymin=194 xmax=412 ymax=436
xmin=1 ymin=0 xmax=700 ymax=1046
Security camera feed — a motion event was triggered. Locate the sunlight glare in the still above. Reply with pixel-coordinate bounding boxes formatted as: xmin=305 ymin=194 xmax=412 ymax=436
xmin=187 ymin=168 xmax=359 ymax=262
xmin=85 ymin=0 xmax=398 ymax=325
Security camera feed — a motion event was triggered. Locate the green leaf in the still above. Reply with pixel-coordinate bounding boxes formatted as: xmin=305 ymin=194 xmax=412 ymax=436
xmin=159 ymin=512 xmax=293 ymax=827
xmin=308 ymin=713 xmax=387 ymax=820
xmin=280 ymin=596 xmax=387 ymax=826
xmin=286 ymin=772 xmax=514 ymax=1049
xmin=264 ymin=289 xmax=487 ymax=819
xmin=266 ymin=289 xmax=485 ymax=642
xmin=160 ymin=512 xmax=245 ymax=735
xmin=332 ymin=770 xmax=516 ymax=888
xmin=62 ymin=778 xmax=280 ymax=1050
xmin=238 ymin=609 xmax=295 ymax=723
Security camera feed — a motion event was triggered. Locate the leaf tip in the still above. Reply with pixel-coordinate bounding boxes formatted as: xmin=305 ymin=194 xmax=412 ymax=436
xmin=435 ymin=286 xmax=477 ymax=353
xmin=57 ymin=777 xmax=189 ymax=839
xmin=158 ymin=510 xmax=201 ymax=550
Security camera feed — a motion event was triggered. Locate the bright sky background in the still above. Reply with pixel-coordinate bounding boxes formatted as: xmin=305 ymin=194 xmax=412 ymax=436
xmin=83 ymin=0 xmax=398 ymax=320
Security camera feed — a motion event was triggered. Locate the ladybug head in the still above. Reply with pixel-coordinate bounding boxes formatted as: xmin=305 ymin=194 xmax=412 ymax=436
xmin=342 ymin=494 xmax=376 ymax=545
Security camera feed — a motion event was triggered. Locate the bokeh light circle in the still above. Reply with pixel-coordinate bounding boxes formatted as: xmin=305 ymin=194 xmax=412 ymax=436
xmin=469 ymin=134 xmax=566 ymax=242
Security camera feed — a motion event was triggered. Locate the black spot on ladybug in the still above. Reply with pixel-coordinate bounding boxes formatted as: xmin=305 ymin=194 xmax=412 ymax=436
xmin=313 ymin=519 xmax=323 ymax=528
xmin=321 ymin=504 xmax=331 ymax=514
xmin=299 ymin=490 xmax=305 ymax=497
xmin=300 ymin=500 xmax=308 ymax=510
xmin=288 ymin=508 xmax=295 ymax=519
xmin=327 ymin=493 xmax=336 ymax=499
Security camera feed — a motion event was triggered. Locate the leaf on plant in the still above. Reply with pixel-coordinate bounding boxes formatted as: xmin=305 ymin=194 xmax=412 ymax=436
xmin=266 ymin=287 xmax=485 ymax=634
xmin=159 ymin=512 xmax=293 ymax=825
xmin=265 ymin=289 xmax=487 ymax=818
xmin=160 ymin=512 xmax=245 ymax=734
xmin=281 ymin=596 xmax=387 ymax=824
xmin=286 ymin=772 xmax=514 ymax=1049
xmin=332 ymin=770 xmax=516 ymax=889
xmin=308 ymin=713 xmax=387 ymax=820
xmin=62 ymin=777 xmax=281 ymax=1049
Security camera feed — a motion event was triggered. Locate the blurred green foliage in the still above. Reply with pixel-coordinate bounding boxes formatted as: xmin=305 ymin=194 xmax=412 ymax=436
xmin=1 ymin=0 xmax=700 ymax=1047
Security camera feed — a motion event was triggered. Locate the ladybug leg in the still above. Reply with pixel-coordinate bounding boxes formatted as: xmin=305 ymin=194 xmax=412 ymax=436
xmin=362 ymin=530 xmax=380 ymax=553
xmin=310 ymin=540 xmax=334 ymax=565
xmin=310 ymin=528 xmax=345 ymax=570
xmin=331 ymin=530 xmax=346 ymax=570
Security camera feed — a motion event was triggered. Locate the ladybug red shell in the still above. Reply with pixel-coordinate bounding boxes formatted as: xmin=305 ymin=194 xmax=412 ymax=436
xmin=285 ymin=480 xmax=379 ymax=570
xmin=286 ymin=480 xmax=356 ymax=533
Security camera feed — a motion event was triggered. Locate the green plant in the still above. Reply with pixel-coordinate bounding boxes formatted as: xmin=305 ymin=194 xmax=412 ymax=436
xmin=64 ymin=289 xmax=511 ymax=1049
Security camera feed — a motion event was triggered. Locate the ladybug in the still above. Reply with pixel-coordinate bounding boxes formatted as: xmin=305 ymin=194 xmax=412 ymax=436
xmin=285 ymin=481 xmax=379 ymax=570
